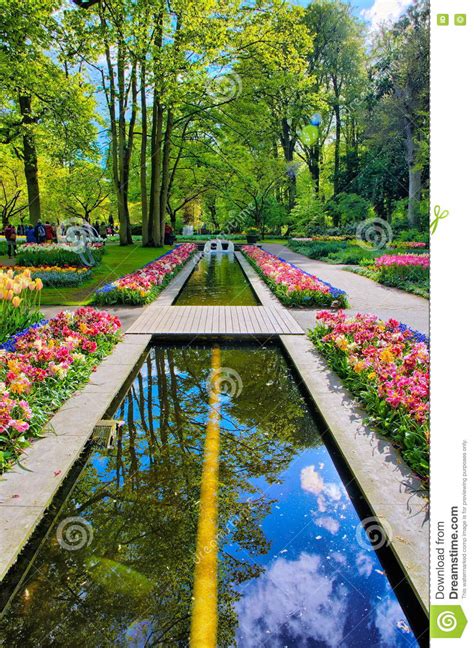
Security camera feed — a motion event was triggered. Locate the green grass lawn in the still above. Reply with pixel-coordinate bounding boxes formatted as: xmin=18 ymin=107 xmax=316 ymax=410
xmin=0 ymin=242 xmax=172 ymax=306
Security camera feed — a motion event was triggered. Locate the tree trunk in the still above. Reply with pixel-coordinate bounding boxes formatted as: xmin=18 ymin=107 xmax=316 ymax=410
xmin=308 ymin=143 xmax=320 ymax=195
xmin=116 ymin=38 xmax=133 ymax=245
xmin=159 ymin=109 xmax=174 ymax=246
xmin=140 ymin=60 xmax=149 ymax=246
xmin=334 ymin=101 xmax=341 ymax=195
xmin=147 ymin=12 xmax=164 ymax=247
xmin=149 ymin=98 xmax=163 ymax=246
xmin=18 ymin=94 xmax=41 ymax=224
xmin=405 ymin=118 xmax=420 ymax=228
xmin=281 ymin=117 xmax=296 ymax=212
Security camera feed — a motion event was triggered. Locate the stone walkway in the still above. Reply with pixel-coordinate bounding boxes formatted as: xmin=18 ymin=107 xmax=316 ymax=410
xmin=262 ymin=243 xmax=429 ymax=335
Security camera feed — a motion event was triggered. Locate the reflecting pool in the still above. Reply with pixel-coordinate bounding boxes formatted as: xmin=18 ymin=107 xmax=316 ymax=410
xmin=0 ymin=344 xmax=419 ymax=647
xmin=175 ymin=254 xmax=259 ymax=306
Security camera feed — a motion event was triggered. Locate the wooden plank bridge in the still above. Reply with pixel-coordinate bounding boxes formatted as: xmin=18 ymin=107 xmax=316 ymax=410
xmin=127 ymin=305 xmax=303 ymax=336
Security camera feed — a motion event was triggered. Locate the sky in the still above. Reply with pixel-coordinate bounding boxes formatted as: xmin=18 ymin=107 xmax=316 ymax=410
xmin=293 ymin=0 xmax=414 ymax=28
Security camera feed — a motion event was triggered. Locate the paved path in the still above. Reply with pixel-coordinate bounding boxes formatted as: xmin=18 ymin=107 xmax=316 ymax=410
xmin=263 ymin=243 xmax=429 ymax=335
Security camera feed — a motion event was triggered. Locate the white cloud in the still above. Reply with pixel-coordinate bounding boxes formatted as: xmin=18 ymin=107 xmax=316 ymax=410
xmin=356 ymin=552 xmax=374 ymax=578
xmin=361 ymin=0 xmax=412 ymax=29
xmin=313 ymin=516 xmax=340 ymax=535
xmin=372 ymin=598 xmax=413 ymax=645
xmin=300 ymin=465 xmax=325 ymax=495
xmin=236 ymin=553 xmax=348 ymax=647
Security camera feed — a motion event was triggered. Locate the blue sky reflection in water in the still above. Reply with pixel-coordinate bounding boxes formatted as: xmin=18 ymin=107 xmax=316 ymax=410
xmin=0 ymin=344 xmax=417 ymax=647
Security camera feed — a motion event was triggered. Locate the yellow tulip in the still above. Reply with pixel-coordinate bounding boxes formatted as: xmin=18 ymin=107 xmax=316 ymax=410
xmin=12 ymin=296 xmax=22 ymax=308
xmin=380 ymin=348 xmax=395 ymax=363
xmin=35 ymin=278 xmax=43 ymax=290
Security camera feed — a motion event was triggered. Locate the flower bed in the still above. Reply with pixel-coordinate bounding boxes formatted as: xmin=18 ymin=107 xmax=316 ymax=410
xmin=242 ymin=245 xmax=348 ymax=307
xmin=17 ymin=243 xmax=104 ymax=268
xmin=374 ymin=254 xmax=429 ymax=286
xmin=375 ymin=254 xmax=429 ymax=268
xmin=95 ymin=243 xmax=197 ymax=305
xmin=309 ymin=311 xmax=429 ymax=479
xmin=388 ymin=241 xmax=427 ymax=249
xmin=4 ymin=265 xmax=92 ymax=287
xmin=311 ymin=235 xmax=354 ymax=242
xmin=0 ymin=268 xmax=43 ymax=345
xmin=0 ymin=307 xmax=122 ymax=472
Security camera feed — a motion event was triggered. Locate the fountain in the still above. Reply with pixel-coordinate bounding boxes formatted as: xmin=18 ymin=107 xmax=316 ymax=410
xmin=203 ymin=239 xmax=235 ymax=254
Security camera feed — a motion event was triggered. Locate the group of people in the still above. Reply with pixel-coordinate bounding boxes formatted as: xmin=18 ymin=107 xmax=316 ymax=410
xmin=3 ymin=214 xmax=174 ymax=259
xmin=3 ymin=221 xmax=57 ymax=258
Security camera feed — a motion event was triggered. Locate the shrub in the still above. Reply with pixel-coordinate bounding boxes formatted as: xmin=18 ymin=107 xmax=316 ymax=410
xmin=325 ymin=192 xmax=373 ymax=227
xmin=288 ymin=239 xmax=347 ymax=259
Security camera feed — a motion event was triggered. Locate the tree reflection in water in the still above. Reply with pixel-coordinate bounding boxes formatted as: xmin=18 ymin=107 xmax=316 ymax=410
xmin=0 ymin=344 xmax=321 ymax=647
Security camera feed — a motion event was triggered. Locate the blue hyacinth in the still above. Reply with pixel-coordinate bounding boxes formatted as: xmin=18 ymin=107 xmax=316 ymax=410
xmin=0 ymin=320 xmax=49 ymax=353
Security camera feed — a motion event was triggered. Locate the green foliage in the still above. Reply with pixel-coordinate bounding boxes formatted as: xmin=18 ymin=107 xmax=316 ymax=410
xmin=325 ymin=192 xmax=373 ymax=227
xmin=377 ymin=263 xmax=429 ymax=286
xmin=0 ymin=0 xmax=429 ymax=252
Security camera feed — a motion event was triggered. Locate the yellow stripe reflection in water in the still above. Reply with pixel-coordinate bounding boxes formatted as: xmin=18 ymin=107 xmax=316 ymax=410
xmin=190 ymin=346 xmax=222 ymax=647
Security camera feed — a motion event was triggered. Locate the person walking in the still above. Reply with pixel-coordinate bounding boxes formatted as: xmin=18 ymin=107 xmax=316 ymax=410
xmin=34 ymin=220 xmax=46 ymax=244
xmin=25 ymin=225 xmax=36 ymax=243
xmin=4 ymin=221 xmax=17 ymax=258
xmin=44 ymin=221 xmax=53 ymax=243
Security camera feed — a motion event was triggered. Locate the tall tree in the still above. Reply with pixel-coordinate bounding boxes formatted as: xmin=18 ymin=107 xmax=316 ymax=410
xmin=371 ymin=0 xmax=429 ymax=228
xmin=305 ymin=0 xmax=366 ymax=196
xmin=0 ymin=0 xmax=97 ymax=224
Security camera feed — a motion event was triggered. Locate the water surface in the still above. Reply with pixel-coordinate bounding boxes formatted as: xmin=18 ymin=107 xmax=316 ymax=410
xmin=0 ymin=344 xmax=419 ymax=647
xmin=175 ymin=254 xmax=259 ymax=306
